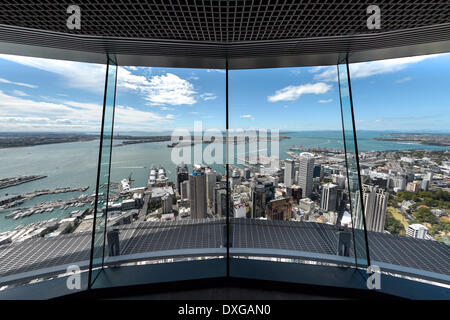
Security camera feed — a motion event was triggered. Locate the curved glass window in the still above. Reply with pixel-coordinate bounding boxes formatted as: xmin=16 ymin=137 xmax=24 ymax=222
xmin=0 ymin=53 xmax=105 ymax=290
xmin=349 ymin=53 xmax=450 ymax=281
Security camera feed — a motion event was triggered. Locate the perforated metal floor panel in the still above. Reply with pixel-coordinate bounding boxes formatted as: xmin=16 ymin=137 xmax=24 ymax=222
xmin=0 ymin=218 xmax=448 ymax=282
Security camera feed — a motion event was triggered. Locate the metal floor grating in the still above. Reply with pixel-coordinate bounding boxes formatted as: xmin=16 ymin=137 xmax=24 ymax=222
xmin=0 ymin=218 xmax=448 ymax=281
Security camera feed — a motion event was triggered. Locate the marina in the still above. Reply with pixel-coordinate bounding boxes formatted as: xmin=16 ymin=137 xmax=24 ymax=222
xmin=3 ymin=192 xmax=94 ymax=220
xmin=0 ymin=186 xmax=90 ymax=210
xmin=0 ymin=175 xmax=47 ymax=190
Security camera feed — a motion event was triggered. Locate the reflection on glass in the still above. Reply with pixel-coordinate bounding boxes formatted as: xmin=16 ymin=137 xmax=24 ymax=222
xmin=337 ymin=61 xmax=370 ymax=267
xmin=89 ymin=56 xmax=117 ymax=286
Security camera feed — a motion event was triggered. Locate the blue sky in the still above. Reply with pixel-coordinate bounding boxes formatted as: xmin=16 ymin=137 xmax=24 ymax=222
xmin=0 ymin=52 xmax=449 ymax=132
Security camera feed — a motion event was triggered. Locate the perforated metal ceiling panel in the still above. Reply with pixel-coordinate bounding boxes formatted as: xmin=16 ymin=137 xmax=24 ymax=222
xmin=0 ymin=1 xmax=449 ymax=42
xmin=0 ymin=1 xmax=449 ymax=69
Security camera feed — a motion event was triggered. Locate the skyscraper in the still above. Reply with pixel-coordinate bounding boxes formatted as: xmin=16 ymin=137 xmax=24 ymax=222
xmin=284 ymin=158 xmax=295 ymax=187
xmin=421 ymin=179 xmax=430 ymax=191
xmin=180 ymin=180 xmax=189 ymax=200
xmin=176 ymin=162 xmax=189 ymax=194
xmin=297 ymin=154 xmax=314 ymax=198
xmin=313 ymin=164 xmax=323 ymax=179
xmin=250 ymin=178 xmax=274 ymax=218
xmin=213 ymin=185 xmax=227 ymax=217
xmin=251 ymin=184 xmax=266 ymax=219
xmin=354 ymin=185 xmax=388 ymax=232
xmin=321 ymin=183 xmax=338 ymax=212
xmin=206 ymin=169 xmax=217 ymax=209
xmin=189 ymin=166 xmax=207 ymax=219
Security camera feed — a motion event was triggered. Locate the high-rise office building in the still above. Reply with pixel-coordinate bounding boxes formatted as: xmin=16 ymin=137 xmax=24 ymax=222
xmin=297 ymin=154 xmax=314 ymax=198
xmin=421 ymin=179 xmax=430 ymax=191
xmin=206 ymin=169 xmax=217 ymax=208
xmin=394 ymin=175 xmax=406 ymax=191
xmin=313 ymin=164 xmax=323 ymax=179
xmin=230 ymin=168 xmax=241 ymax=188
xmin=176 ymin=162 xmax=189 ymax=194
xmin=321 ymin=183 xmax=338 ymax=212
xmin=332 ymin=174 xmax=346 ymax=189
xmin=286 ymin=185 xmax=302 ymax=204
xmin=189 ymin=166 xmax=207 ymax=219
xmin=284 ymin=158 xmax=295 ymax=187
xmin=251 ymin=184 xmax=266 ymax=219
xmin=244 ymin=168 xmax=251 ymax=180
xmin=354 ymin=185 xmax=388 ymax=232
xmin=250 ymin=178 xmax=274 ymax=219
xmin=180 ymin=180 xmax=189 ymax=200
xmin=213 ymin=185 xmax=227 ymax=217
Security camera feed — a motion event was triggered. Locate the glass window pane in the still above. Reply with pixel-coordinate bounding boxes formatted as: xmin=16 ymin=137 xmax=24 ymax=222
xmin=349 ymin=53 xmax=450 ymax=282
xmin=228 ymin=66 xmax=359 ymax=269
xmin=89 ymin=57 xmax=117 ymax=286
xmin=0 ymin=53 xmax=105 ymax=291
xmin=92 ymin=66 xmax=226 ymax=286
xmin=337 ymin=62 xmax=370 ymax=267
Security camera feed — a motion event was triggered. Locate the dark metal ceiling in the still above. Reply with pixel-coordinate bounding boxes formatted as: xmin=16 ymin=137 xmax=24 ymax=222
xmin=0 ymin=1 xmax=449 ymax=42
xmin=0 ymin=1 xmax=449 ymax=68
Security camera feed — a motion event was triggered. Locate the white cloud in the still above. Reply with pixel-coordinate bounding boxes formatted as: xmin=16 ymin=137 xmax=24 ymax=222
xmin=0 ymin=90 xmax=173 ymax=132
xmin=240 ymin=114 xmax=255 ymax=120
xmin=0 ymin=77 xmax=38 ymax=88
xmin=318 ymin=99 xmax=333 ymax=103
xmin=268 ymin=83 xmax=332 ymax=102
xmin=200 ymin=93 xmax=217 ymax=101
xmin=395 ymin=77 xmax=413 ymax=83
xmin=312 ymin=67 xmax=338 ymax=82
xmin=0 ymin=54 xmax=105 ymax=92
xmin=145 ymin=73 xmax=196 ymax=105
xmin=206 ymin=69 xmax=225 ymax=73
xmin=12 ymin=90 xmax=29 ymax=97
xmin=309 ymin=66 xmax=328 ymax=73
xmin=0 ymin=55 xmax=204 ymax=108
xmin=117 ymin=66 xmax=151 ymax=90
xmin=314 ymin=54 xmax=441 ymax=82
xmin=120 ymin=72 xmax=197 ymax=106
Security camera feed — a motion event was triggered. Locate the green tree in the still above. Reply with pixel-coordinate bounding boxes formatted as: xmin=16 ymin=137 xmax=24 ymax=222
xmin=413 ymin=207 xmax=439 ymax=224
xmin=385 ymin=212 xmax=404 ymax=235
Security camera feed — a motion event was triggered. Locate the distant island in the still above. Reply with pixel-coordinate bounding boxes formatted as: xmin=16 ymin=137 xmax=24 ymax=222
xmin=0 ymin=133 xmax=98 ymax=148
xmin=114 ymin=135 xmax=172 ymax=147
xmin=375 ymin=133 xmax=450 ymax=147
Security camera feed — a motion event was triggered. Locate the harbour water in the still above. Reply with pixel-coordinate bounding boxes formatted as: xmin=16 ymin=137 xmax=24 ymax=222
xmin=0 ymin=130 xmax=447 ymax=232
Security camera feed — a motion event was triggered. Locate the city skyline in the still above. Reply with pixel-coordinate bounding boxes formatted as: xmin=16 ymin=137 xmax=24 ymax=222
xmin=0 ymin=52 xmax=449 ymax=132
